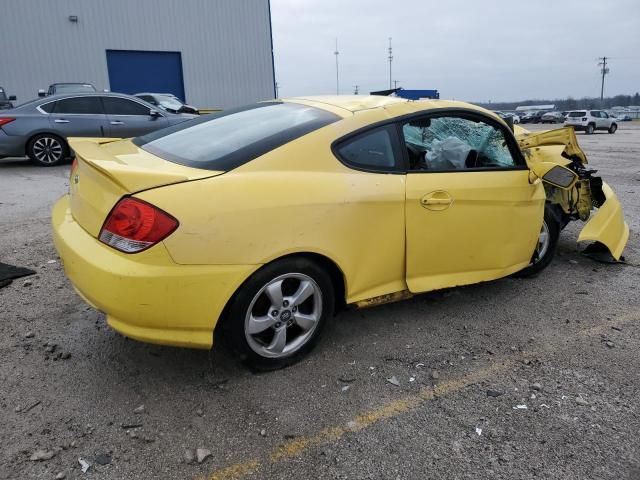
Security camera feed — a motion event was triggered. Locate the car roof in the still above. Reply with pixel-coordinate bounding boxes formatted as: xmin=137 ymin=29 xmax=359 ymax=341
xmin=285 ymin=95 xmax=497 ymax=121
xmin=40 ymin=92 xmax=140 ymax=101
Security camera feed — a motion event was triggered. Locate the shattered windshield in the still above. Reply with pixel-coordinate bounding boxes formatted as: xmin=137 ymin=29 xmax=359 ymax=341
xmin=403 ymin=116 xmax=516 ymax=171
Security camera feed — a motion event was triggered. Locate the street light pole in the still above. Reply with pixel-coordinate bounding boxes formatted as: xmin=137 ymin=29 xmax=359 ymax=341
xmin=598 ymin=56 xmax=609 ymax=107
xmin=334 ymin=38 xmax=339 ymax=95
xmin=388 ymin=37 xmax=393 ymax=90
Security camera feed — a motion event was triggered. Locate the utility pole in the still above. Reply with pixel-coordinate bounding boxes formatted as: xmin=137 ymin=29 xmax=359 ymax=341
xmin=388 ymin=37 xmax=393 ymax=89
xmin=353 ymin=85 xmax=359 ymax=95
xmin=275 ymin=81 xmax=279 ymax=98
xmin=334 ymin=38 xmax=339 ymax=95
xmin=598 ymin=56 xmax=609 ymax=107
xmin=393 ymin=80 xmax=400 ymax=90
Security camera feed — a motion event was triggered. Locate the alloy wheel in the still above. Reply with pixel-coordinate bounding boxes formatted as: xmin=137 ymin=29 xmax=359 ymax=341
xmin=32 ymin=137 xmax=63 ymax=164
xmin=244 ymin=273 xmax=323 ymax=358
xmin=533 ymin=220 xmax=550 ymax=264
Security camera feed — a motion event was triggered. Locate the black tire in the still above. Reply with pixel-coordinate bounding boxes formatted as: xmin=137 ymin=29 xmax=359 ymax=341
xmin=585 ymin=123 xmax=595 ymax=135
xmin=608 ymin=123 xmax=617 ymax=134
xmin=514 ymin=205 xmax=562 ymax=278
xmin=221 ymin=257 xmax=335 ymax=371
xmin=27 ymin=133 xmax=69 ymax=166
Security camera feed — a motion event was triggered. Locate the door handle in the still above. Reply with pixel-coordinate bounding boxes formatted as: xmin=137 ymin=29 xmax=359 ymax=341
xmin=54 ymin=119 xmax=69 ymax=123
xmin=420 ymin=191 xmax=453 ymax=211
xmin=421 ymin=198 xmax=452 ymax=205
xmin=110 ymin=120 xmax=124 ymax=125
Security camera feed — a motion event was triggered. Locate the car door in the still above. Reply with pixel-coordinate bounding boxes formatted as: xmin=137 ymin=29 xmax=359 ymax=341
xmin=47 ymin=96 xmax=108 ymax=137
xmin=102 ymin=96 xmax=168 ymax=137
xmin=599 ymin=111 xmax=612 ymax=128
xmin=401 ymin=111 xmax=546 ymax=293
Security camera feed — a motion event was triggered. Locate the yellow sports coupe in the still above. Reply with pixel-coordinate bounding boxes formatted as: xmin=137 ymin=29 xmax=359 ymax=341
xmin=52 ymin=96 xmax=628 ymax=369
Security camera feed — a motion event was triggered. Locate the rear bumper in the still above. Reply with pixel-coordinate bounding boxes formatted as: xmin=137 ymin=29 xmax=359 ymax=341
xmin=0 ymin=130 xmax=26 ymax=157
xmin=578 ymin=182 xmax=629 ymax=260
xmin=52 ymin=195 xmax=258 ymax=349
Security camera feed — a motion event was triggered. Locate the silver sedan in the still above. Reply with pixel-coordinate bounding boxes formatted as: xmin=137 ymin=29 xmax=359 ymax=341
xmin=0 ymin=92 xmax=196 ymax=166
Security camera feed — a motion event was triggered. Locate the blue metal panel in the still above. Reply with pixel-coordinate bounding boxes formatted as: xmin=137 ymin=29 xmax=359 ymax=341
xmin=396 ymin=89 xmax=440 ymax=100
xmin=106 ymin=50 xmax=186 ymax=101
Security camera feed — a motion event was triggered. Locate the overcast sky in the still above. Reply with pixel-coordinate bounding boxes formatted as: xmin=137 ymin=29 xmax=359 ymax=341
xmin=270 ymin=0 xmax=640 ymax=102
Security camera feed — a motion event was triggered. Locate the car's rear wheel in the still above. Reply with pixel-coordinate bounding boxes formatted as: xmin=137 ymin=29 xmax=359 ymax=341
xmin=27 ymin=134 xmax=68 ymax=166
xmin=222 ymin=257 xmax=335 ymax=370
xmin=514 ymin=205 xmax=561 ymax=278
xmin=608 ymin=123 xmax=617 ymax=134
xmin=585 ymin=124 xmax=595 ymax=135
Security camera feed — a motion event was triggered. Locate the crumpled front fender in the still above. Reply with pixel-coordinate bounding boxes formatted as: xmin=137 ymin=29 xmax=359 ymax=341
xmin=578 ymin=182 xmax=629 ymax=260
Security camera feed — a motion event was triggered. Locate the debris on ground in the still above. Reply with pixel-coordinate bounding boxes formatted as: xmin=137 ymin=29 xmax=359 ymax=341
xmin=386 ymin=376 xmax=400 ymax=387
xmin=94 ymin=451 xmax=111 ymax=465
xmin=55 ymin=473 xmax=66 ymax=479
xmin=30 ymin=449 xmax=56 ymax=461
xmin=531 ymin=383 xmax=542 ymax=391
xmin=513 ymin=405 xmax=528 ymax=410
xmin=0 ymin=262 xmax=36 ymax=289
xmin=475 ymin=427 xmax=482 ymax=436
xmin=78 ymin=458 xmax=91 ymax=473
xmin=133 ymin=405 xmax=145 ymax=414
xmin=196 ymin=448 xmax=211 ymax=464
xmin=486 ymin=389 xmax=504 ymax=397
xmin=576 ymin=397 xmax=589 ymax=406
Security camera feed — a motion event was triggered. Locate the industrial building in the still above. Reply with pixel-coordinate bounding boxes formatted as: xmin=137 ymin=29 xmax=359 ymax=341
xmin=0 ymin=0 xmax=276 ymax=109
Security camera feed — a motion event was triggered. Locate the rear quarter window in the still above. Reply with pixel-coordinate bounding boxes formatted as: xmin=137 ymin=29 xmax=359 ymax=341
xmin=568 ymin=111 xmax=586 ymax=117
xmin=134 ymin=102 xmax=340 ymax=171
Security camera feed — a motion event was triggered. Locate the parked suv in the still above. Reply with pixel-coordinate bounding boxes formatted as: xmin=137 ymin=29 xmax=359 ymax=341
xmin=0 ymin=87 xmax=16 ymax=110
xmin=564 ymin=110 xmax=617 ymax=134
xmin=38 ymin=83 xmax=97 ymax=97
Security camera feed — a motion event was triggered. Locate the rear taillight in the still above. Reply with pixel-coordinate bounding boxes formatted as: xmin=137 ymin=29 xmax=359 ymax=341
xmin=99 ymin=197 xmax=179 ymax=253
xmin=0 ymin=117 xmax=15 ymax=127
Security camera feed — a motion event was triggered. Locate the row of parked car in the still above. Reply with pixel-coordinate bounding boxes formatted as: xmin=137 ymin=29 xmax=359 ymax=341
xmin=0 ymin=82 xmax=205 ymax=166
xmin=496 ymin=109 xmax=633 ymax=126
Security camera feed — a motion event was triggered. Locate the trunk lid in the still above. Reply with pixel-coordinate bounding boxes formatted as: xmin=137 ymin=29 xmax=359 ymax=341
xmin=68 ymin=137 xmax=222 ymax=237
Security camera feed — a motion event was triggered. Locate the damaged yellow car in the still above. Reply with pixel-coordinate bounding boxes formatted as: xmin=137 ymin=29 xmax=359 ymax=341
xmin=52 ymin=96 xmax=628 ymax=369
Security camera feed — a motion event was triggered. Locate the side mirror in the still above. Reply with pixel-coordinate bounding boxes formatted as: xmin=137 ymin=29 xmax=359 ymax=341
xmin=8 ymin=95 xmax=16 ymax=101
xmin=38 ymin=89 xmax=46 ymax=98
xmin=149 ymin=109 xmax=162 ymax=118
xmin=529 ymin=162 xmax=578 ymax=189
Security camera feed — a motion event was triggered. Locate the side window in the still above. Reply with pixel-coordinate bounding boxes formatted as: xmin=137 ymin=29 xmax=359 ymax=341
xmin=402 ymin=116 xmax=518 ymax=171
xmin=103 ymin=97 xmax=151 ymax=116
xmin=53 ymin=97 xmax=103 ymax=114
xmin=601 ymin=111 xmax=608 ymax=118
xmin=40 ymin=101 xmax=57 ymax=113
xmin=336 ymin=127 xmax=399 ymax=171
xmin=590 ymin=111 xmax=599 ymax=117
xmin=139 ymin=95 xmax=156 ymax=105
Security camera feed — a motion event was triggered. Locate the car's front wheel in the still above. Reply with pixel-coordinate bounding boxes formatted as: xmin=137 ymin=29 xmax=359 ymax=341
xmin=608 ymin=123 xmax=617 ymax=134
xmin=514 ymin=205 xmax=561 ymax=278
xmin=27 ymin=133 xmax=68 ymax=166
xmin=222 ymin=257 xmax=335 ymax=370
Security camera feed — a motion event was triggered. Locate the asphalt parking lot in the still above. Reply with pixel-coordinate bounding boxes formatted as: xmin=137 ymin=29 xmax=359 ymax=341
xmin=1 ymin=123 xmax=639 ymax=480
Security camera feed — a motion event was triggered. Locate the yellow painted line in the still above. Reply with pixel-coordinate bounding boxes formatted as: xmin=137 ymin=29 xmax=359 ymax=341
xmin=197 ymin=312 xmax=639 ymax=480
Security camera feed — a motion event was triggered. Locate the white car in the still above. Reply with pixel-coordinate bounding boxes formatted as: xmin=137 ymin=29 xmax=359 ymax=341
xmin=564 ymin=110 xmax=617 ymax=134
